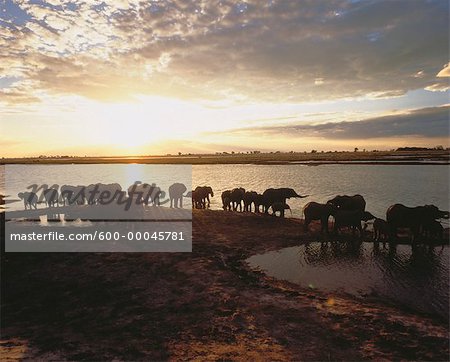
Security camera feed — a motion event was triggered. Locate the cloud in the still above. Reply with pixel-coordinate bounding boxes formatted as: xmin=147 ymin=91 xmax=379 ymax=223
xmin=0 ymin=0 xmax=449 ymax=103
xmin=437 ymin=63 xmax=450 ymax=77
xmin=425 ymin=83 xmax=450 ymax=92
xmin=223 ymin=105 xmax=450 ymax=139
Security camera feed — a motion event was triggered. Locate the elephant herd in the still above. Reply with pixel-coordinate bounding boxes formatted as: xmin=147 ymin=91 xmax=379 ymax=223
xmin=218 ymin=187 xmax=308 ymax=217
xmin=17 ymin=182 xmax=449 ymax=244
xmin=303 ymin=194 xmax=449 ymax=244
xmin=17 ymin=182 xmax=192 ymax=210
xmin=190 ymin=187 xmax=307 ymax=217
xmin=193 ymin=186 xmax=448 ymax=244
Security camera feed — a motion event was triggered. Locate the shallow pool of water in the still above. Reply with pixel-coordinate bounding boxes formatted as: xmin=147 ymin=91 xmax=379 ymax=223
xmin=247 ymin=242 xmax=449 ymax=320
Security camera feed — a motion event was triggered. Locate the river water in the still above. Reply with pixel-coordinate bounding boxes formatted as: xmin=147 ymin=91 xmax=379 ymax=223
xmin=247 ymin=242 xmax=449 ymax=320
xmin=2 ymin=164 xmax=449 ymax=225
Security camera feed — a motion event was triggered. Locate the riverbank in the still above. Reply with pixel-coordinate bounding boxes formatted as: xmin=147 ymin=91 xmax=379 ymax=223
xmin=2 ymin=149 xmax=449 ymax=165
xmin=1 ymin=210 xmax=449 ymax=360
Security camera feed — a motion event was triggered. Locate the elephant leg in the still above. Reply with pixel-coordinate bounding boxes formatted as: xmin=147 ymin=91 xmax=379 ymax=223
xmin=357 ymin=224 xmax=363 ymax=238
xmin=304 ymin=218 xmax=310 ymax=232
xmin=333 ymin=222 xmax=339 ymax=235
xmin=321 ymin=218 xmax=328 ymax=233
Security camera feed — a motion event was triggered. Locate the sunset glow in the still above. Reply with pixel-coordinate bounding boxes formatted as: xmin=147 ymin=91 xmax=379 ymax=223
xmin=1 ymin=0 xmax=449 ymax=157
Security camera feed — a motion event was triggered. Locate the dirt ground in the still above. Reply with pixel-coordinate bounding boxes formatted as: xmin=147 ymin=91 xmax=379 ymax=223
xmin=1 ymin=210 xmax=449 ymax=361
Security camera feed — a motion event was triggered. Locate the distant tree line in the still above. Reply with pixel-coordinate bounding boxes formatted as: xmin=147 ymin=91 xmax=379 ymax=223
xmin=396 ymin=146 xmax=445 ymax=151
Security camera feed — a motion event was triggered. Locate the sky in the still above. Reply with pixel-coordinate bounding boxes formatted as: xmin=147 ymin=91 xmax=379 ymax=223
xmin=0 ymin=0 xmax=449 ymax=157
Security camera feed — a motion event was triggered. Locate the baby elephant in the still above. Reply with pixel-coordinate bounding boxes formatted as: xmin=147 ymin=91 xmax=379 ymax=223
xmin=373 ymin=218 xmax=389 ymax=242
xmin=271 ymin=202 xmax=292 ymax=218
xmin=18 ymin=191 xmax=38 ymax=210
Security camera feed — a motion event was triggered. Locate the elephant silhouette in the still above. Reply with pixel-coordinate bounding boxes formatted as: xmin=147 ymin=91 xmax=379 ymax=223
xmin=61 ymin=185 xmax=85 ymax=205
xmin=262 ymin=188 xmax=308 ymax=214
xmin=243 ymin=191 xmax=258 ymax=212
xmin=18 ymin=191 xmax=38 ymax=210
xmin=303 ymin=201 xmax=333 ymax=233
xmin=169 ymin=183 xmax=187 ymax=208
xmin=373 ymin=218 xmax=390 ymax=243
xmin=327 ymin=194 xmax=366 ymax=212
xmin=193 ymin=186 xmax=214 ymax=209
xmin=43 ymin=188 xmax=59 ymax=208
xmin=333 ymin=210 xmax=375 ymax=237
xmin=387 ymin=204 xmax=449 ymax=243
xmin=271 ymin=202 xmax=292 ymax=217
xmin=221 ymin=190 xmax=232 ymax=211
xmin=230 ymin=187 xmax=245 ymax=211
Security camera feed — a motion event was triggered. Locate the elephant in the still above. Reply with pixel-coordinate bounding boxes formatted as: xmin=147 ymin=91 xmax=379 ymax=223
xmin=327 ymin=194 xmax=366 ymax=212
xmin=422 ymin=220 xmax=444 ymax=242
xmin=84 ymin=184 xmax=97 ymax=204
xmin=127 ymin=182 xmax=162 ymax=206
xmin=243 ymin=191 xmax=258 ymax=212
xmin=303 ymin=202 xmax=334 ymax=233
xmin=254 ymin=194 xmax=265 ymax=213
xmin=96 ymin=183 xmax=123 ymax=205
xmin=142 ymin=184 xmax=163 ymax=206
xmin=333 ymin=209 xmax=375 ymax=236
xmin=221 ymin=190 xmax=232 ymax=211
xmin=43 ymin=188 xmax=59 ymax=208
xmin=61 ymin=185 xmax=85 ymax=205
xmin=18 ymin=191 xmax=38 ymax=210
xmin=271 ymin=202 xmax=292 ymax=217
xmin=230 ymin=187 xmax=246 ymax=211
xmin=191 ymin=190 xmax=204 ymax=209
xmin=194 ymin=186 xmax=214 ymax=209
xmin=373 ymin=218 xmax=390 ymax=242
xmin=169 ymin=183 xmax=187 ymax=208
xmin=127 ymin=182 xmax=147 ymax=205
xmin=387 ymin=204 xmax=449 ymax=242
xmin=262 ymin=188 xmax=308 ymax=214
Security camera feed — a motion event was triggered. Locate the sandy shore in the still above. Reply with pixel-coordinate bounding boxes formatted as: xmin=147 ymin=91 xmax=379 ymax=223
xmin=1 ymin=210 xmax=449 ymax=361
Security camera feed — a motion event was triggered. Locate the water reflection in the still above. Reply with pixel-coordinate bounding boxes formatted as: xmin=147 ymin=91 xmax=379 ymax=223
xmin=247 ymin=241 xmax=449 ymax=320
